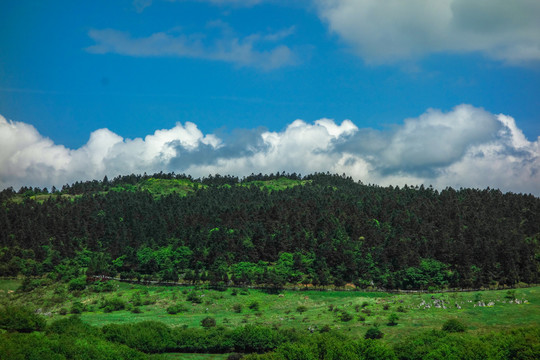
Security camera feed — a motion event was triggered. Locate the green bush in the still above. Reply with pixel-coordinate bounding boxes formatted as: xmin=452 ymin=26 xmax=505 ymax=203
xmin=187 ymin=291 xmax=203 ymax=303
xmin=365 ymin=327 xmax=384 ymax=339
xmin=68 ymin=277 xmax=86 ymax=291
xmin=201 ymin=316 xmax=217 ymax=328
xmin=338 ymin=311 xmax=354 ymax=322
xmin=387 ymin=313 xmax=399 ymax=326
xmin=101 ymin=297 xmax=126 ymax=313
xmin=442 ymin=319 xmax=466 ymax=333
xmin=167 ymin=304 xmax=188 ymax=315
xmin=232 ymin=325 xmax=285 ymax=353
xmin=70 ymin=301 xmax=85 ymax=314
xmin=249 ymin=301 xmax=260 ymax=311
xmin=0 ymin=306 xmax=46 ymax=333
xmin=102 ymin=321 xmax=174 ymax=353
xmin=91 ymin=280 xmax=114 ymax=293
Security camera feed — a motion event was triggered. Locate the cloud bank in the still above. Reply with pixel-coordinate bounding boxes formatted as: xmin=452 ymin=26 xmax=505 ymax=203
xmin=315 ymin=0 xmax=540 ymax=64
xmin=1 ymin=105 xmax=539 ymax=195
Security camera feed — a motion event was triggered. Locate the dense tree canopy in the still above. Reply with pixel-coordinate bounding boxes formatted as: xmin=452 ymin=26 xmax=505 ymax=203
xmin=1 ymin=172 xmax=539 ymax=289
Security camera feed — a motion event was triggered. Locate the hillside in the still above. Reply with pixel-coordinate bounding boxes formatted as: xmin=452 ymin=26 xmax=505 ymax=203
xmin=1 ymin=172 xmax=539 ymax=290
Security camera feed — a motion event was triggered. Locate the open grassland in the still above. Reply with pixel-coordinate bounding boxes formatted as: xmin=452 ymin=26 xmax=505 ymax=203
xmin=1 ymin=279 xmax=538 ymax=345
xmin=6 ymin=177 xmax=307 ymax=204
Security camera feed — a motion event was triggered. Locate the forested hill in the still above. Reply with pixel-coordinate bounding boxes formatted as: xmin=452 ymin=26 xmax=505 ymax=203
xmin=1 ymin=173 xmax=539 ymax=290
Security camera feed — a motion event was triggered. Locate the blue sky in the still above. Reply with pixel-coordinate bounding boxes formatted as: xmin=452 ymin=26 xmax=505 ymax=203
xmin=1 ymin=0 xmax=540 ymax=194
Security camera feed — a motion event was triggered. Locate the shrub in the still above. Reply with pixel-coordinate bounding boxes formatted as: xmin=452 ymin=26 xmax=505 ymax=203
xmin=187 ymin=291 xmax=203 ymax=304
xmin=201 ymin=316 xmax=217 ymax=328
xmin=365 ymin=327 xmax=384 ymax=339
xmin=167 ymin=304 xmax=188 ymax=315
xmin=505 ymin=290 xmax=516 ymax=300
xmin=338 ymin=311 xmax=353 ymax=322
xmin=442 ymin=319 xmax=466 ymax=333
xmin=102 ymin=321 xmax=174 ymax=353
xmin=387 ymin=313 xmax=399 ymax=326
xmin=248 ymin=301 xmax=260 ymax=311
xmin=68 ymin=277 xmax=87 ymax=291
xmin=91 ymin=280 xmax=114 ymax=293
xmin=101 ymin=297 xmax=126 ymax=313
xmin=70 ymin=301 xmax=85 ymax=314
xmin=232 ymin=325 xmax=285 ymax=353
xmin=59 ymin=308 xmax=68 ymax=315
xmin=0 ymin=306 xmax=46 ymax=332
xmin=319 ymin=324 xmax=331 ymax=333
xmin=361 ymin=308 xmax=372 ymax=316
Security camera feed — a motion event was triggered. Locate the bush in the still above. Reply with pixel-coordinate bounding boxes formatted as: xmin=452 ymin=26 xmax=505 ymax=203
xmin=319 ymin=324 xmax=331 ymax=333
xmin=0 ymin=306 xmax=46 ymax=333
xmin=338 ymin=311 xmax=354 ymax=322
xmin=187 ymin=291 xmax=203 ymax=304
xmin=201 ymin=316 xmax=217 ymax=328
xmin=70 ymin=301 xmax=85 ymax=314
xmin=442 ymin=319 xmax=466 ymax=333
xmin=387 ymin=313 xmax=399 ymax=326
xmin=102 ymin=321 xmax=174 ymax=353
xmin=248 ymin=301 xmax=260 ymax=311
xmin=167 ymin=304 xmax=188 ymax=315
xmin=101 ymin=297 xmax=126 ymax=313
xmin=232 ymin=325 xmax=285 ymax=353
xmin=68 ymin=277 xmax=87 ymax=291
xmin=365 ymin=327 xmax=384 ymax=339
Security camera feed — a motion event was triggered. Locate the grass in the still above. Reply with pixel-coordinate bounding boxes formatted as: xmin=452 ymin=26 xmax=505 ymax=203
xmin=0 ymin=278 xmax=21 ymax=292
xmin=150 ymin=354 xmax=230 ymax=359
xmin=2 ymin=279 xmax=538 ymax=346
xmin=242 ymin=177 xmax=309 ymax=191
xmin=5 ymin=177 xmax=309 ymax=205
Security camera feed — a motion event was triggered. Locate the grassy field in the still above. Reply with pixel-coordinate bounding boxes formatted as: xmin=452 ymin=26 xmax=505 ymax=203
xmin=5 ymin=177 xmax=308 ymax=204
xmin=2 ymin=278 xmax=538 ymax=346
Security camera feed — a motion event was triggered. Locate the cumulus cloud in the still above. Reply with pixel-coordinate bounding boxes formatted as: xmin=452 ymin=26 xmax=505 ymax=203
xmin=314 ymin=0 xmax=540 ymax=64
xmin=86 ymin=23 xmax=298 ymax=70
xmin=1 ymin=105 xmax=539 ymax=195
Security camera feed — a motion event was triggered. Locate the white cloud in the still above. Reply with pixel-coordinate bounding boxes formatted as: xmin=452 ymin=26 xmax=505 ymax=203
xmin=86 ymin=24 xmax=297 ymax=70
xmin=314 ymin=0 xmax=540 ymax=64
xmin=1 ymin=105 xmax=539 ymax=195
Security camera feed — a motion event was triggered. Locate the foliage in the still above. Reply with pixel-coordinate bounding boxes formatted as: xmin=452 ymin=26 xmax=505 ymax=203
xmin=67 ymin=277 xmax=86 ymax=292
xmin=2 ymin=172 xmax=539 ymax=290
xmin=442 ymin=319 xmax=466 ymax=333
xmin=365 ymin=327 xmax=384 ymax=339
xmin=167 ymin=304 xmax=188 ymax=315
xmin=0 ymin=306 xmax=46 ymax=333
xmin=387 ymin=313 xmax=399 ymax=326
xmin=201 ymin=316 xmax=217 ymax=328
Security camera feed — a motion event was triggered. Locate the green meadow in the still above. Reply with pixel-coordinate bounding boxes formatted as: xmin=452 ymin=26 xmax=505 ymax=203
xmin=2 ymin=279 xmax=538 ymax=345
